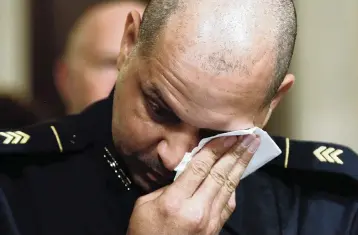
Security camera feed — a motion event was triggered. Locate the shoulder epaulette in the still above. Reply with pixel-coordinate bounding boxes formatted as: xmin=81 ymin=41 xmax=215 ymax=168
xmin=0 ymin=117 xmax=82 ymax=155
xmin=270 ymin=136 xmax=358 ymax=181
xmin=0 ymin=98 xmax=113 ymax=156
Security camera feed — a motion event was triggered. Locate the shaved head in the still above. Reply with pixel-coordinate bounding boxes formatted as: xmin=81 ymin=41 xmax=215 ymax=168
xmin=138 ymin=0 xmax=297 ymax=106
xmin=112 ymin=0 xmax=297 ymax=190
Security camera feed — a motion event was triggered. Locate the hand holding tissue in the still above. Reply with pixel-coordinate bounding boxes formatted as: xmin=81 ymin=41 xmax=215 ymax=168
xmin=174 ymin=127 xmax=281 ymax=181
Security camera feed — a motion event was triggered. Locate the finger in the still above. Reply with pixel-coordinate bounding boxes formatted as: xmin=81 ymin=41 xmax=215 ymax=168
xmin=193 ymin=134 xmax=255 ymax=205
xmin=135 ymin=186 xmax=168 ymax=206
xmin=213 ymin=137 xmax=260 ymax=214
xmin=168 ymin=136 xmax=238 ymax=199
xmin=219 ymin=191 xmax=236 ymax=226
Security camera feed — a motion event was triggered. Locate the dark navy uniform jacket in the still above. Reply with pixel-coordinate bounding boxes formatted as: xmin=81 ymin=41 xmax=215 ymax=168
xmin=0 ymin=95 xmax=357 ymax=235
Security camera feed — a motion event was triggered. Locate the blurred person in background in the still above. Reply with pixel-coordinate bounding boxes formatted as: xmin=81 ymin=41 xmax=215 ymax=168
xmin=0 ymin=0 xmax=357 ymax=234
xmin=55 ymin=0 xmax=146 ymax=114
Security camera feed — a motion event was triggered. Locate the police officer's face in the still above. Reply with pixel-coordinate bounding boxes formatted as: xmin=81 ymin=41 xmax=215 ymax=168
xmin=112 ymin=11 xmax=294 ymax=191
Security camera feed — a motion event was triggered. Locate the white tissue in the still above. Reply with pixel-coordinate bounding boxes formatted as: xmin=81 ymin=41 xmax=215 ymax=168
xmin=173 ymin=127 xmax=281 ymax=181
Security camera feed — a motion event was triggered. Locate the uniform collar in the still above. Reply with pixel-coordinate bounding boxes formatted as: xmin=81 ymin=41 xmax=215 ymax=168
xmin=94 ymin=89 xmax=138 ymax=192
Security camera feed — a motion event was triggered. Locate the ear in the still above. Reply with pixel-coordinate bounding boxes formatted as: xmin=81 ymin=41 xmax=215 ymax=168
xmin=254 ymin=74 xmax=295 ymax=128
xmin=117 ymin=10 xmax=142 ymax=70
xmin=269 ymin=73 xmax=295 ymax=111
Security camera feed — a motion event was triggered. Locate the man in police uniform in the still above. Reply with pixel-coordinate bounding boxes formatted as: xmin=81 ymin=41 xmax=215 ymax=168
xmin=1 ymin=0 xmax=358 ymax=234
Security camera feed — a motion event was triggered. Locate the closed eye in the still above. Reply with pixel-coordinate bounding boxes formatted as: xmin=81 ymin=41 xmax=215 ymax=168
xmin=145 ymin=95 xmax=181 ymax=125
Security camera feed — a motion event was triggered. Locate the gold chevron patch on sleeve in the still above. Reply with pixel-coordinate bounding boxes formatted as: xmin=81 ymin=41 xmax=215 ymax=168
xmin=0 ymin=131 xmax=31 ymax=144
xmin=313 ymin=146 xmax=343 ymax=164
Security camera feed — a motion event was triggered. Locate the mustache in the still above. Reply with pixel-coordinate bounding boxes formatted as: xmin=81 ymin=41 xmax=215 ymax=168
xmin=130 ymin=152 xmax=176 ymax=182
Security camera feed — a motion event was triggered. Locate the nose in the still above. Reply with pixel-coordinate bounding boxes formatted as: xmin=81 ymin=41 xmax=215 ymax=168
xmin=157 ymin=124 xmax=199 ymax=171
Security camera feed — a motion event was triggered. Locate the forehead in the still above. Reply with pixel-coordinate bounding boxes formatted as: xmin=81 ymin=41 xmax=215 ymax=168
xmin=135 ymin=44 xmax=272 ymax=130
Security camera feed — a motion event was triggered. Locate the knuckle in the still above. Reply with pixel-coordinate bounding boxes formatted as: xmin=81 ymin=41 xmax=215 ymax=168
xmin=185 ymin=213 xmax=206 ymax=232
xmin=236 ymin=153 xmax=252 ymax=167
xmin=232 ymin=146 xmax=246 ymax=160
xmin=209 ymin=147 xmax=221 ymax=160
xmin=202 ymin=145 xmax=222 ymax=162
xmin=135 ymin=196 xmax=146 ymax=206
xmin=225 ymin=177 xmax=238 ymax=193
xmin=209 ymin=169 xmax=227 ymax=186
xmin=207 ymin=222 xmax=220 ymax=235
xmin=190 ymin=159 xmax=211 ymax=178
xmin=159 ymin=196 xmax=181 ymax=216
xmin=180 ymin=204 xmax=207 ymax=232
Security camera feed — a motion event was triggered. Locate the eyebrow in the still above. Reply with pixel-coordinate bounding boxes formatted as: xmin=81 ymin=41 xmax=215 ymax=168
xmin=142 ymin=83 xmax=173 ymax=112
xmin=141 ymin=82 xmax=228 ymax=135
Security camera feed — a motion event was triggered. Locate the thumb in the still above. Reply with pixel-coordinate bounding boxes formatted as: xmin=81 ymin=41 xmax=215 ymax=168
xmin=136 ymin=186 xmax=168 ymax=206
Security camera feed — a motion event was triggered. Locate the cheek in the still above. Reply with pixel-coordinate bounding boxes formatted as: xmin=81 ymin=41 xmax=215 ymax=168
xmin=113 ymin=78 xmax=163 ymax=154
xmin=121 ymin=113 xmax=159 ymax=153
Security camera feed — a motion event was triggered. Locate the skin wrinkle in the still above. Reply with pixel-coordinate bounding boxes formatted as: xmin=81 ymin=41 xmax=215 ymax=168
xmin=139 ymin=56 xmax=189 ymax=118
xmin=156 ymin=78 xmax=189 ymax=116
xmin=149 ymin=68 xmax=195 ymax=121
xmin=151 ymin=79 xmax=252 ymax=132
xmin=150 ymin=54 xmax=215 ymax=120
xmin=161 ymin=35 xmax=268 ymax=112
xmin=160 ymin=41 xmax=241 ymax=100
xmin=150 ymin=58 xmax=215 ymax=114
xmin=152 ymin=55 xmax=188 ymax=97
xmin=143 ymin=33 xmax=273 ymax=128
xmin=112 ymin=0 xmax=297 ymax=191
xmin=151 ymin=53 xmax=255 ymax=124
xmin=165 ymin=73 xmax=262 ymax=130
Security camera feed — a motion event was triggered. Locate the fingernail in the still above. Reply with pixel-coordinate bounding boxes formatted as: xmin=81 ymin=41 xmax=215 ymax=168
xmin=224 ymin=136 xmax=237 ymax=147
xmin=241 ymin=134 xmax=255 ymax=147
xmin=248 ymin=139 xmax=260 ymax=153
